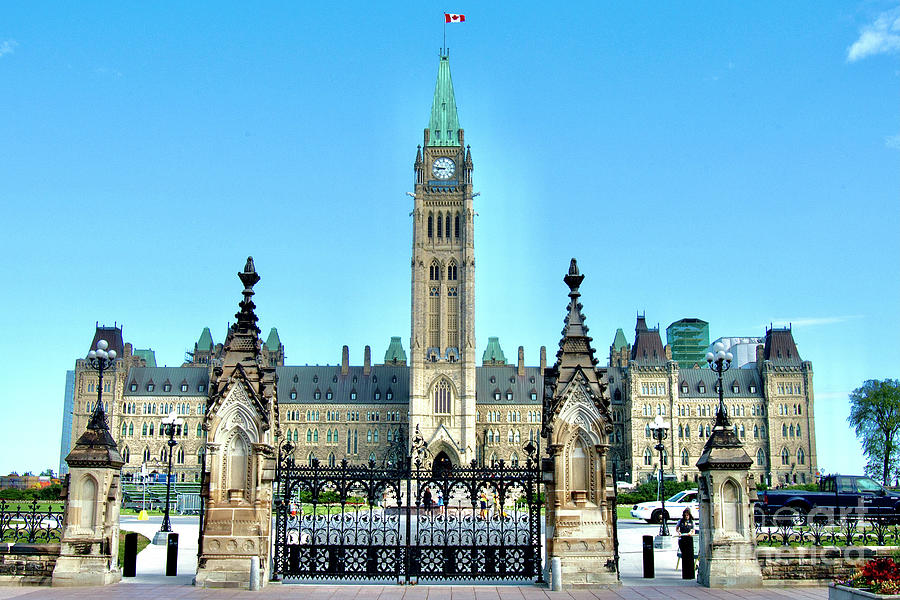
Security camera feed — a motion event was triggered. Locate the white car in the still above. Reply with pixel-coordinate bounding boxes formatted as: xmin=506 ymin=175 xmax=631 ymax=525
xmin=630 ymin=489 xmax=700 ymax=523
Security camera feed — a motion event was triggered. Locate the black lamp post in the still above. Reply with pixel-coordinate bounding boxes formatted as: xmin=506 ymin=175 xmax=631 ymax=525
xmin=706 ymin=341 xmax=734 ymax=434
xmin=158 ymin=411 xmax=184 ymax=535
xmin=85 ymin=339 xmax=117 ymax=428
xmin=649 ymin=415 xmax=671 ymax=536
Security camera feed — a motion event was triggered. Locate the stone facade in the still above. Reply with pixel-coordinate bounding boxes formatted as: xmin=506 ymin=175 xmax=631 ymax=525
xmin=608 ymin=318 xmax=817 ymax=486
xmin=757 ymin=546 xmax=888 ymax=586
xmin=0 ymin=544 xmax=60 ymax=586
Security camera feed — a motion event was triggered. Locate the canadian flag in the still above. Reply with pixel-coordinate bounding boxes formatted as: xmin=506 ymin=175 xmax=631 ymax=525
xmin=445 ymin=13 xmax=465 ymax=23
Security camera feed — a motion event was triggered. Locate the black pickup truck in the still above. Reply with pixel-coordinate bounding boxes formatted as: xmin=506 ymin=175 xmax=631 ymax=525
xmin=757 ymin=475 xmax=900 ymax=523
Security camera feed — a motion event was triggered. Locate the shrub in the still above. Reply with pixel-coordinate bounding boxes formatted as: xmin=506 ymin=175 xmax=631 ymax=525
xmin=616 ymin=480 xmax=696 ymax=505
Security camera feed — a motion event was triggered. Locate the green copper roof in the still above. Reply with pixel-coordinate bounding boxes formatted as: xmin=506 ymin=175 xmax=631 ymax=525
xmin=384 ymin=337 xmax=407 ymax=364
xmin=612 ymin=328 xmax=628 ymax=351
xmin=428 ymin=55 xmax=461 ymax=147
xmin=265 ymin=327 xmax=282 ymax=351
xmin=133 ymin=349 xmax=157 ymax=368
xmin=482 ymin=337 xmax=507 ymax=365
xmin=197 ymin=327 xmax=213 ymax=351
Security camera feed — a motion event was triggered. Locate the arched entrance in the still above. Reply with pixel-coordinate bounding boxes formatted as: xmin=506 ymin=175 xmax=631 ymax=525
xmin=433 ymin=450 xmax=453 ymax=475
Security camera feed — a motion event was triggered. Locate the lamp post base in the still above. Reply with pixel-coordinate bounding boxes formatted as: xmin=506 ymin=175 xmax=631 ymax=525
xmin=152 ymin=530 xmax=171 ymax=545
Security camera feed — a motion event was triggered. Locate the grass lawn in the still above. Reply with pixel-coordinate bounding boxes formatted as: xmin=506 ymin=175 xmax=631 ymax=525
xmin=1 ymin=501 xmax=64 ymax=513
xmin=616 ymin=506 xmax=634 ymax=521
xmin=118 ymin=530 xmax=151 ymax=567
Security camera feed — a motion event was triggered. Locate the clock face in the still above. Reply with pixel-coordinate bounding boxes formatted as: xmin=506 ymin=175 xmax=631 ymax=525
xmin=432 ymin=157 xmax=456 ymax=180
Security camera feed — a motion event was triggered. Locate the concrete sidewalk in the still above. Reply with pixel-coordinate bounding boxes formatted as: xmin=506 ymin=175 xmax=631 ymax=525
xmin=119 ymin=516 xmax=199 ymax=586
xmin=0 ymin=583 xmax=829 ymax=599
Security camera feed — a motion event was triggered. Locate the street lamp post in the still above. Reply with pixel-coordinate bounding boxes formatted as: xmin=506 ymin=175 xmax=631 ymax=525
xmin=158 ymin=412 xmax=184 ymax=537
xmin=648 ymin=415 xmax=671 ymax=536
xmin=706 ymin=341 xmax=734 ymax=433
xmin=85 ymin=339 xmax=117 ymax=428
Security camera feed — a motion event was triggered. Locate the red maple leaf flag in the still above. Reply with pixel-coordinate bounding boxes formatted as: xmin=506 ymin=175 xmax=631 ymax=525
xmin=445 ymin=13 xmax=466 ymax=23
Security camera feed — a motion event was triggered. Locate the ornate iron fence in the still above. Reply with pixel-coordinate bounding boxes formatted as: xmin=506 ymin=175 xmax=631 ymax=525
xmin=754 ymin=509 xmax=900 ymax=547
xmin=272 ymin=441 xmax=544 ymax=583
xmin=0 ymin=499 xmax=64 ymax=543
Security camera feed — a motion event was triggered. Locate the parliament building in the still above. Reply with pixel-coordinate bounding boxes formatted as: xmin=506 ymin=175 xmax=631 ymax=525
xmin=63 ymin=54 xmax=818 ymax=488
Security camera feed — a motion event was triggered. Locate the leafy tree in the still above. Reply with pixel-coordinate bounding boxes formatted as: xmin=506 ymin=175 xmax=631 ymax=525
xmin=848 ymin=379 xmax=900 ymax=486
xmin=39 ymin=469 xmax=55 ymax=477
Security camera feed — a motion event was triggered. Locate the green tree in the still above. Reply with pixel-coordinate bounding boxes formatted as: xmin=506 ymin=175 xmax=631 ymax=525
xmin=848 ymin=379 xmax=900 ymax=486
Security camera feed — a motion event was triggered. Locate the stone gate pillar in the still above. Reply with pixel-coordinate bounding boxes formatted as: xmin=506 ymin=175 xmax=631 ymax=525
xmin=195 ymin=258 xmax=277 ymax=589
xmin=696 ymin=354 xmax=762 ymax=587
xmin=52 ymin=405 xmax=124 ymax=586
xmin=542 ymin=259 xmax=617 ymax=587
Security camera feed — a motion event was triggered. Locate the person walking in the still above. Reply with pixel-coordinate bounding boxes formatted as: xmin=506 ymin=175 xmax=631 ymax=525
xmin=422 ymin=487 xmax=432 ymax=512
xmin=479 ymin=491 xmax=488 ymax=520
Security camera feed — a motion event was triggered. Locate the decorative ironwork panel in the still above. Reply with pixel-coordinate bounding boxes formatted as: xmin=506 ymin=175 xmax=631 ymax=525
xmin=272 ymin=441 xmax=543 ymax=583
xmin=0 ymin=499 xmax=64 ymax=543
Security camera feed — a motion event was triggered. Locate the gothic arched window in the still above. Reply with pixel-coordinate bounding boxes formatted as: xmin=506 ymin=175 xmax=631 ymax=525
xmin=797 ymin=447 xmax=805 ymax=465
xmin=681 ymin=448 xmax=689 ymax=466
xmin=781 ymin=447 xmax=790 ymax=465
xmin=643 ymin=447 xmax=652 ymax=466
xmin=437 ymin=214 xmax=443 ymax=238
xmin=434 ymin=379 xmax=451 ymax=414
xmin=757 ymin=448 xmax=766 ymax=466
xmin=143 ymin=447 xmax=150 ymax=462
xmin=427 ymin=213 xmax=433 ymax=238
xmin=455 ymin=213 xmax=460 ymax=238
xmin=430 ymin=261 xmax=440 ymax=281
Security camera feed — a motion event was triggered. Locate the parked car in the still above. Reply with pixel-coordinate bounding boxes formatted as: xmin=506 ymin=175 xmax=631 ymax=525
xmin=757 ymin=475 xmax=900 ymax=524
xmin=630 ymin=489 xmax=699 ymax=523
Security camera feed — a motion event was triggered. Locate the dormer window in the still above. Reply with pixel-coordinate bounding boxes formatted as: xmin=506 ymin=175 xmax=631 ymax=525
xmin=490 ymin=376 xmax=496 ymax=384
xmin=681 ymin=382 xmax=688 ymax=394
xmin=147 ymin=383 xmax=155 ymax=392
xmin=314 ymin=389 xmax=321 ymax=400
xmin=198 ymin=385 xmax=205 ymax=392
xmin=130 ymin=383 xmax=137 ymax=392
xmin=506 ymin=391 xmax=513 ymax=401
xmin=163 ymin=384 xmax=171 ymax=392
xmin=352 ymin=376 xmax=357 ymax=384
xmin=290 ymin=389 xmax=297 ymax=400
xmin=749 ymin=385 xmax=757 ymax=393
xmin=313 ymin=375 xmax=318 ymax=383
xmin=181 ymin=384 xmax=188 ymax=392
xmin=326 ymin=389 xmax=333 ymax=400
xmin=732 ymin=384 xmax=740 ymax=393
xmin=350 ymin=390 xmax=357 ymax=401
xmin=698 ymin=384 xmax=706 ymax=394
xmin=374 ymin=390 xmax=381 ymax=401
xmin=386 ymin=389 xmax=393 ymax=401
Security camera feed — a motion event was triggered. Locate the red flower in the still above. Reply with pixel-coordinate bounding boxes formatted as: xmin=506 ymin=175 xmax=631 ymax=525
xmin=860 ymin=558 xmax=900 ymax=583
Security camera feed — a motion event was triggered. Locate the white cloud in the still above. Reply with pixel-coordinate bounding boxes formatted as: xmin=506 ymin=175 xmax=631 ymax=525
xmin=764 ymin=315 xmax=864 ymax=328
xmin=0 ymin=40 xmax=18 ymax=59
xmin=847 ymin=6 xmax=900 ymax=62
xmin=886 ymin=134 xmax=900 ymax=150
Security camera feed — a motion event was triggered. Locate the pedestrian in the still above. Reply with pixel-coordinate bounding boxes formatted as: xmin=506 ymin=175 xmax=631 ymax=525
xmin=436 ymin=489 xmax=444 ymax=516
xmin=674 ymin=508 xmax=696 ymax=570
xmin=422 ymin=487 xmax=432 ymax=512
xmin=479 ymin=491 xmax=488 ymax=520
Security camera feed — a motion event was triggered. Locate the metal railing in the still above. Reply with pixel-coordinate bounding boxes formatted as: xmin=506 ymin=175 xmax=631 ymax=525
xmin=755 ymin=508 xmax=900 ymax=547
xmin=0 ymin=499 xmax=64 ymax=544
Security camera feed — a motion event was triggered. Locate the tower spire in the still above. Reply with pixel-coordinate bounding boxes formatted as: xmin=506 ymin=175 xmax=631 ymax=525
xmin=428 ymin=54 xmax=460 ymax=147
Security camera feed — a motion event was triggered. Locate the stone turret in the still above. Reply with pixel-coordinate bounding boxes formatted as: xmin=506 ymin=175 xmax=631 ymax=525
xmin=195 ymin=257 xmax=277 ymax=589
xmin=542 ymin=259 xmax=617 ymax=587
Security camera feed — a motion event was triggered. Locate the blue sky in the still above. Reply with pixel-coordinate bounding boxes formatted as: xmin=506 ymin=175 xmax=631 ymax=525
xmin=1 ymin=2 xmax=897 ymax=477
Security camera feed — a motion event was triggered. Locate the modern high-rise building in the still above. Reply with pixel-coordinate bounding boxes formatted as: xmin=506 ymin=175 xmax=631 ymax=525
xmin=58 ymin=370 xmax=75 ymax=476
xmin=666 ymin=318 xmax=710 ymax=368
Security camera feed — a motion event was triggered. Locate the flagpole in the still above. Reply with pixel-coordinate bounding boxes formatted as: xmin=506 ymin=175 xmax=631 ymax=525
xmin=443 ymin=16 xmax=446 ymax=55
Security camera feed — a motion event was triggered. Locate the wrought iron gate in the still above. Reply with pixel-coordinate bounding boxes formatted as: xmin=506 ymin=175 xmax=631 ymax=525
xmin=272 ymin=439 xmax=543 ymax=583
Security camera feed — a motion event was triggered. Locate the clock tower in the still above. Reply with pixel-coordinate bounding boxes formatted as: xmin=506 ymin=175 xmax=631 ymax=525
xmin=409 ymin=53 xmax=476 ymax=465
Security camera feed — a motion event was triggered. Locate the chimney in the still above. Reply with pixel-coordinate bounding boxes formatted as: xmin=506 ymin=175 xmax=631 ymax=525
xmin=517 ymin=346 xmax=525 ymax=376
xmin=539 ymin=346 xmax=547 ymax=375
xmin=341 ymin=345 xmax=349 ymax=375
xmin=756 ymin=344 xmax=765 ymax=373
xmin=364 ymin=345 xmax=371 ymax=375
xmin=124 ymin=342 xmax=133 ymax=359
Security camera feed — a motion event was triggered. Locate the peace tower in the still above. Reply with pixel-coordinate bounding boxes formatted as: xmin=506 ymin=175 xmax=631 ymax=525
xmin=409 ymin=53 xmax=477 ymax=465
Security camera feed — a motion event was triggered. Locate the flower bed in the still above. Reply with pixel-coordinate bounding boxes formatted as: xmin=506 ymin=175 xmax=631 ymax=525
xmin=833 ymin=557 xmax=900 ymax=597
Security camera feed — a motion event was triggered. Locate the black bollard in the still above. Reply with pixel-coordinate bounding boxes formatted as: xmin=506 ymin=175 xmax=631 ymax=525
xmin=123 ymin=532 xmax=137 ymax=577
xmin=680 ymin=535 xmax=695 ymax=580
xmin=166 ymin=532 xmax=179 ymax=576
xmin=642 ymin=535 xmax=654 ymax=578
